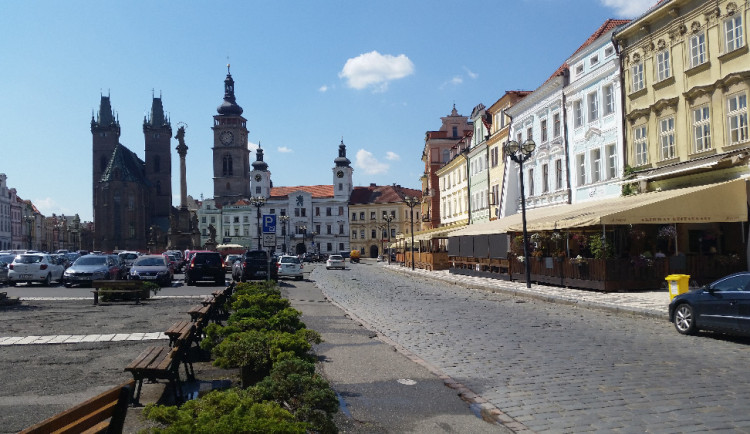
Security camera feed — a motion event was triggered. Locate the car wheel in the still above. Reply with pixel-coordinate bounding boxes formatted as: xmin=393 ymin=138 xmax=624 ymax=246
xmin=674 ymin=303 xmax=697 ymax=335
xmin=42 ymin=274 xmax=51 ymax=287
xmin=64 ymin=282 xmax=72 ymax=288
xmin=8 ymin=281 xmax=15 ymax=286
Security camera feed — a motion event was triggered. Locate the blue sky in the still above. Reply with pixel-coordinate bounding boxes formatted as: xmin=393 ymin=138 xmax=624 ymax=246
xmin=1 ymin=0 xmax=654 ymax=221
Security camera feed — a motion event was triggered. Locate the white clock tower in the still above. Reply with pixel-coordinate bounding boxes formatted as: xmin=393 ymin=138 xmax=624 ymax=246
xmin=333 ymin=139 xmax=353 ymax=200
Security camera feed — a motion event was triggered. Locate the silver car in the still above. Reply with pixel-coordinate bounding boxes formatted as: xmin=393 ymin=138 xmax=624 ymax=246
xmin=8 ymin=253 xmax=64 ymax=286
xmin=277 ymin=255 xmax=304 ymax=280
xmin=63 ymin=255 xmax=120 ymax=287
xmin=325 ymin=254 xmax=346 ymax=270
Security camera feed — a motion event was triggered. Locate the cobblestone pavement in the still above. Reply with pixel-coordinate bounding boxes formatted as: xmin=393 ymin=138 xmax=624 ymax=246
xmin=312 ymin=261 xmax=750 ymax=433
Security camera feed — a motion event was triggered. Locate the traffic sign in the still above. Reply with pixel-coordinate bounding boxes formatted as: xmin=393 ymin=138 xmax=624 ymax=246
xmin=263 ymin=234 xmax=276 ymax=247
xmin=262 ymin=215 xmax=276 ymax=233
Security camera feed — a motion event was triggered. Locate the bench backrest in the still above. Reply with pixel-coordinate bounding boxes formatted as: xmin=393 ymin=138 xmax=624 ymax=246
xmin=20 ymin=380 xmax=135 ymax=434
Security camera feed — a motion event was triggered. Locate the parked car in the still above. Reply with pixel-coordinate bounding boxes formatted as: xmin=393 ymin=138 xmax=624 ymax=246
xmin=165 ymin=250 xmax=184 ymax=272
xmin=129 ymin=254 xmax=173 ymax=286
xmin=118 ymin=251 xmax=140 ymax=275
xmin=8 ymin=253 xmax=65 ymax=286
xmin=277 ymin=255 xmax=303 ymax=280
xmin=223 ymin=254 xmax=241 ymax=272
xmin=62 ymin=254 xmax=121 ymax=287
xmin=669 ymin=272 xmax=750 ymax=336
xmin=163 ymin=253 xmax=179 ymax=274
xmin=0 ymin=260 xmax=10 ymax=284
xmin=326 ymin=254 xmax=346 ymax=270
xmin=233 ymin=250 xmax=278 ymax=282
xmin=185 ymin=251 xmax=225 ymax=285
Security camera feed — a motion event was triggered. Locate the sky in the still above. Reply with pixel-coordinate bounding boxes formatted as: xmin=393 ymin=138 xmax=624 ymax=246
xmin=1 ymin=0 xmax=655 ymax=222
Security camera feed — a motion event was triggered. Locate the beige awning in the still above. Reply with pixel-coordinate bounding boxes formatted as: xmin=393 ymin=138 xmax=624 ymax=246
xmin=508 ymin=178 xmax=748 ymax=232
xmin=449 ymin=179 xmax=748 ymax=236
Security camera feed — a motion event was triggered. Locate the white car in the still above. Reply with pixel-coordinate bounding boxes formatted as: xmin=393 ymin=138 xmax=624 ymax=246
xmin=277 ymin=255 xmax=304 ymax=280
xmin=326 ymin=254 xmax=346 ymax=270
xmin=8 ymin=253 xmax=64 ymax=286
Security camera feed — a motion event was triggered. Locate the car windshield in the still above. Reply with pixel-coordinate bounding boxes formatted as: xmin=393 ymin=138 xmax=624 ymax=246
xmin=329 ymin=255 xmax=343 ymax=260
xmin=280 ymin=257 xmax=300 ymax=264
xmin=195 ymin=254 xmax=221 ymax=265
xmin=135 ymin=257 xmax=165 ymax=266
xmin=1 ymin=254 xmax=17 ymax=264
xmin=244 ymin=251 xmax=267 ymax=260
xmin=17 ymin=255 xmax=43 ymax=264
xmin=75 ymin=256 xmax=107 ymax=266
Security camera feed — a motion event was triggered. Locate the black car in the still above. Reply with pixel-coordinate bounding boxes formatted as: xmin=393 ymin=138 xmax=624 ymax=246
xmin=669 ymin=272 xmax=750 ymax=335
xmin=185 ymin=251 xmax=225 ymax=285
xmin=233 ymin=250 xmax=278 ymax=282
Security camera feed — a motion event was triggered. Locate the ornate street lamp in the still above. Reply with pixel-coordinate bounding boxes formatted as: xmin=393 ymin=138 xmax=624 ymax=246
xmin=403 ymin=196 xmax=420 ymax=270
xmin=249 ymin=196 xmax=266 ymax=250
xmin=279 ymin=215 xmax=290 ymax=254
xmin=504 ymin=138 xmax=536 ymax=288
xmin=383 ymin=213 xmax=394 ymax=265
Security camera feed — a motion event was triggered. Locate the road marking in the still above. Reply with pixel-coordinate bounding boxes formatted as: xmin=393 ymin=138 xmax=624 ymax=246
xmin=0 ymin=332 xmax=168 ymax=346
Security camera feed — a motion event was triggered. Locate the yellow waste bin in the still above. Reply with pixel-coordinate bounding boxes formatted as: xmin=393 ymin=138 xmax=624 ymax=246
xmin=666 ymin=274 xmax=690 ymax=300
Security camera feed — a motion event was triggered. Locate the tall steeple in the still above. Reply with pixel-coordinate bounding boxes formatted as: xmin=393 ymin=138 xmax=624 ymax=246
xmin=91 ymin=94 xmax=121 ymax=209
xmin=333 ymin=139 xmax=353 ymax=200
xmin=217 ymin=64 xmax=243 ymax=116
xmin=143 ymin=93 xmax=173 ymax=220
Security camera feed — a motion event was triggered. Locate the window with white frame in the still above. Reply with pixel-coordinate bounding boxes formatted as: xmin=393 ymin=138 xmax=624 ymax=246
xmin=574 ymin=100 xmax=583 ymax=128
xmin=725 ymin=15 xmax=743 ymax=52
xmin=553 ymin=112 xmax=561 ymax=137
xmin=555 ymin=159 xmax=563 ymax=190
xmin=588 ymin=91 xmax=599 ymax=122
xmin=605 ymin=144 xmax=617 ymax=179
xmin=528 ymin=168 xmax=535 ymax=196
xmin=631 ymin=62 xmax=644 ymax=92
xmin=590 ymin=54 xmax=599 ymax=66
xmin=689 ymin=32 xmax=707 ymax=68
xmin=526 ymin=126 xmax=533 ymax=141
xmin=541 ymin=119 xmax=548 ymax=142
xmin=692 ymin=106 xmax=711 ymax=152
xmin=591 ymin=148 xmax=601 ymax=183
xmin=605 ymin=46 xmax=614 ymax=57
xmin=728 ymin=93 xmax=748 ymax=145
xmin=576 ymin=64 xmax=584 ymax=76
xmin=577 ymin=153 xmax=586 ymax=186
xmin=634 ymin=125 xmax=648 ymax=166
xmin=659 ymin=116 xmax=676 ymax=160
xmin=603 ymin=84 xmax=615 ymax=116
xmin=542 ymin=163 xmax=549 ymax=193
xmin=656 ymin=49 xmax=671 ymax=81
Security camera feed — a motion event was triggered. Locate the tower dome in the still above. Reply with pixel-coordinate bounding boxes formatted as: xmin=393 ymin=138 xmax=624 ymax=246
xmin=217 ymin=65 xmax=244 ymax=116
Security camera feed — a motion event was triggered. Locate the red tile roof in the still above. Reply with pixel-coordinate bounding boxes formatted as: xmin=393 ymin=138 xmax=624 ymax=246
xmin=270 ymin=185 xmax=334 ymax=199
xmin=349 ymin=184 xmax=422 ymax=205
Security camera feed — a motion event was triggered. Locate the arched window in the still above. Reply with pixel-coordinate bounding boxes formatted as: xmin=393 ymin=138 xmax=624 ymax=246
xmin=154 ymin=155 xmax=161 ymax=173
xmin=223 ymin=154 xmax=233 ymax=176
xmin=99 ymin=155 xmax=108 ymax=173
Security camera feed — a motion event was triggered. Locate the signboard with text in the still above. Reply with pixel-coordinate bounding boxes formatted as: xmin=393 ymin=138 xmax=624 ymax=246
xmin=263 ymin=234 xmax=276 ymax=247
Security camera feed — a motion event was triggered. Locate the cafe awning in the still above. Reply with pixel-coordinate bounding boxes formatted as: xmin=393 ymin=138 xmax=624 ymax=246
xmin=509 ymin=178 xmax=748 ymax=232
xmin=450 ymin=179 xmax=748 ymax=236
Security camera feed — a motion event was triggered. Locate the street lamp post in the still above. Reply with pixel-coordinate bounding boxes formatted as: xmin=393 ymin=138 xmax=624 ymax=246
xmin=403 ymin=196 xmax=419 ymax=270
xmin=504 ymin=138 xmax=536 ymax=288
xmin=383 ymin=213 xmax=394 ymax=265
xmin=249 ymin=196 xmax=266 ymax=250
xmin=279 ymin=215 xmax=290 ymax=255
xmin=24 ymin=214 xmax=34 ymax=250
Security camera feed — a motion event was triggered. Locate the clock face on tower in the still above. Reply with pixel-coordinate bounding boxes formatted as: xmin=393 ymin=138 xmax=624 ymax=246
xmin=254 ymin=174 xmax=262 ymax=182
xmin=336 ymin=170 xmax=344 ymax=178
xmin=220 ymin=131 xmax=234 ymax=145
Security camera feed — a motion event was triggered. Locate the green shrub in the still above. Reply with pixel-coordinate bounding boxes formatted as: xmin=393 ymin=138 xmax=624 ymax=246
xmin=141 ymin=389 xmax=308 ymax=433
xmin=234 ymin=281 xmax=281 ymax=298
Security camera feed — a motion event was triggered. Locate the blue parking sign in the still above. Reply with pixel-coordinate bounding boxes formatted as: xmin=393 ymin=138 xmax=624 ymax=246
xmin=262 ymin=215 xmax=276 ymax=233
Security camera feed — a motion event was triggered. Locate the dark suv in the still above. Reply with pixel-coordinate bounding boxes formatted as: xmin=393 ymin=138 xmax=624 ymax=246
xmin=185 ymin=251 xmax=225 ymax=285
xmin=232 ymin=250 xmax=278 ymax=282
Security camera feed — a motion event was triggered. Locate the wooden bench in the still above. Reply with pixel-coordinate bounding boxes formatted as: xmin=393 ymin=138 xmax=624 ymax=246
xmin=164 ymin=320 xmax=193 ymax=347
xmin=187 ymin=303 xmax=211 ymax=322
xmin=20 ymin=380 xmax=135 ymax=434
xmin=92 ymin=280 xmax=145 ymax=305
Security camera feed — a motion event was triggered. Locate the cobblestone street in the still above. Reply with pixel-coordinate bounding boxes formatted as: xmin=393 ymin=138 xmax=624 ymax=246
xmin=313 ymin=261 xmax=750 ymax=432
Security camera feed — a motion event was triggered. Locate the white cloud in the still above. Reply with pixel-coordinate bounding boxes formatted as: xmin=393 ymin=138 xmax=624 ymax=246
xmin=439 ymin=76 xmax=463 ymax=90
xmin=600 ymin=0 xmax=654 ymax=17
xmin=248 ymin=141 xmax=259 ymax=152
xmin=463 ymin=67 xmax=478 ymax=79
xmin=339 ymin=51 xmax=415 ymax=92
xmin=33 ymin=197 xmax=73 ymax=217
xmin=319 ymin=85 xmax=328 ymax=92
xmin=354 ymin=149 xmax=389 ymax=175
xmin=385 ymin=151 xmax=400 ymax=161
xmin=278 ymin=146 xmax=293 ymax=153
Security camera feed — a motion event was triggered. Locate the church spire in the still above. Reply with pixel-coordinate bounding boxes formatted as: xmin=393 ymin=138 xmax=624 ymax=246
xmin=217 ymin=64 xmax=243 ymax=115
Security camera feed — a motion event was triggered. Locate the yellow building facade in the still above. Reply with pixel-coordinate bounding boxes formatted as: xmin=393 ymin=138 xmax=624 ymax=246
xmin=615 ymin=0 xmax=750 ymax=189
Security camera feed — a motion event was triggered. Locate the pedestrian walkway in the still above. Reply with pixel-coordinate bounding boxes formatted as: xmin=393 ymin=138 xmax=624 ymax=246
xmin=0 ymin=332 xmax=167 ymax=346
xmin=385 ymin=264 xmax=670 ymax=320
